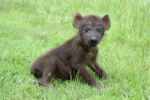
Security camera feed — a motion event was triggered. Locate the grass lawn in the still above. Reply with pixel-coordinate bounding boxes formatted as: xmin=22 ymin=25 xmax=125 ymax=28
xmin=0 ymin=0 xmax=150 ymax=99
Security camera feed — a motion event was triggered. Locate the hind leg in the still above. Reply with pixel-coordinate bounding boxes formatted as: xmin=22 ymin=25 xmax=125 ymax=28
xmin=37 ymin=58 xmax=56 ymax=89
xmin=38 ymin=71 xmax=54 ymax=89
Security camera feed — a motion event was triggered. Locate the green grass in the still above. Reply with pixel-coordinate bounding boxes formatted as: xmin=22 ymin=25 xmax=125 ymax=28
xmin=0 ymin=0 xmax=150 ymax=99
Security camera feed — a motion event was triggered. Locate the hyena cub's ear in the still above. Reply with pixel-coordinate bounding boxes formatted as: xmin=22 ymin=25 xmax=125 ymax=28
xmin=102 ymin=15 xmax=111 ymax=31
xmin=73 ymin=13 xmax=82 ymax=28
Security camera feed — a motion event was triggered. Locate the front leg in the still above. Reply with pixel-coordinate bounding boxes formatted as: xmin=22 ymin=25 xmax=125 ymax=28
xmin=88 ymin=62 xmax=108 ymax=79
xmin=79 ymin=66 xmax=102 ymax=89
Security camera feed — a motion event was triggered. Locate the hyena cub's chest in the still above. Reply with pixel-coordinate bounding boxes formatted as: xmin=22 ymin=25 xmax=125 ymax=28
xmin=85 ymin=51 xmax=97 ymax=64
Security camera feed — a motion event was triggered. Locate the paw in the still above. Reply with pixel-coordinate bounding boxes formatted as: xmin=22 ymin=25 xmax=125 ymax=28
xmin=41 ymin=82 xmax=54 ymax=90
xmin=95 ymin=83 xmax=105 ymax=89
xmin=47 ymin=83 xmax=54 ymax=90
xmin=101 ymin=71 xmax=108 ymax=79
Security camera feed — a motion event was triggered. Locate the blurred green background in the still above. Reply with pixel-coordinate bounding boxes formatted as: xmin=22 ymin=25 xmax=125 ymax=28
xmin=0 ymin=0 xmax=149 ymax=99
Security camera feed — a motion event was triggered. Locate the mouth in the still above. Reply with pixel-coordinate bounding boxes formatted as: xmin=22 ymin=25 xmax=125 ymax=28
xmin=89 ymin=43 xmax=97 ymax=46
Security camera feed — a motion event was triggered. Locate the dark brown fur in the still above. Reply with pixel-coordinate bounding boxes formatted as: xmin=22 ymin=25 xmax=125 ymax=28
xmin=30 ymin=13 xmax=111 ymax=89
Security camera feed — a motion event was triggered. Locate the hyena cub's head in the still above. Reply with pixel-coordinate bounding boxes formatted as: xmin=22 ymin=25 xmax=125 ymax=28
xmin=73 ymin=13 xmax=111 ymax=47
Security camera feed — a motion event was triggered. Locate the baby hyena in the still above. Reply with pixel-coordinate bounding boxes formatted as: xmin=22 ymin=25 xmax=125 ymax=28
xmin=30 ymin=13 xmax=111 ymax=89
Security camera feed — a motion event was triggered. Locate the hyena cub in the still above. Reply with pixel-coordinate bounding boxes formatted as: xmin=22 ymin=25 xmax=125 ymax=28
xmin=30 ymin=13 xmax=111 ymax=89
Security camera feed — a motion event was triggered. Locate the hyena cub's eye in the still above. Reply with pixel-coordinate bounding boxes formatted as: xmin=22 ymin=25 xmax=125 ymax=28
xmin=83 ymin=26 xmax=90 ymax=33
xmin=97 ymin=27 xmax=103 ymax=33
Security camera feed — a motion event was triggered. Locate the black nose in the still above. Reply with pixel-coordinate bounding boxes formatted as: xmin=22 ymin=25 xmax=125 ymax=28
xmin=90 ymin=38 xmax=97 ymax=44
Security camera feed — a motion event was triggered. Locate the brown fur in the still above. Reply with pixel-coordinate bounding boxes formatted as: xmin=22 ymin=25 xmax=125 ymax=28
xmin=30 ymin=13 xmax=111 ymax=89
